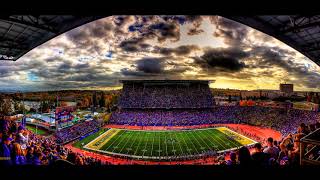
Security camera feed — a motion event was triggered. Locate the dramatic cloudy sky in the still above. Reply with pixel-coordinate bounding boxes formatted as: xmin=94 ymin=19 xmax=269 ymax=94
xmin=1 ymin=15 xmax=320 ymax=92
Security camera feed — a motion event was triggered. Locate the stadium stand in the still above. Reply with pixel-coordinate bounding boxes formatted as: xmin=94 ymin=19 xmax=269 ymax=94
xmin=118 ymin=80 xmax=214 ymax=109
xmin=110 ymin=106 xmax=320 ymax=136
xmin=54 ymin=120 xmax=100 ymax=144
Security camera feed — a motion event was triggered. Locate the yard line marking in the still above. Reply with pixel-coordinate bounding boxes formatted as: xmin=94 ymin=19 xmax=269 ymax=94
xmin=197 ymin=129 xmax=220 ymax=150
xmin=158 ymin=132 xmax=161 ymax=158
xmin=177 ymin=132 xmax=193 ymax=156
xmin=216 ymin=127 xmax=255 ymax=145
xmin=133 ymin=131 xmax=144 ymax=156
xmin=127 ymin=130 xmax=140 ymax=154
xmin=84 ymin=128 xmax=121 ymax=150
xmin=193 ymin=130 xmax=212 ymax=151
xmin=164 ymin=132 xmax=169 ymax=157
xmin=106 ymin=130 xmax=129 ymax=153
xmin=188 ymin=131 xmax=206 ymax=153
xmin=151 ymin=131 xmax=155 ymax=157
xmin=103 ymin=130 xmax=126 ymax=151
xmin=168 ymin=132 xmax=176 ymax=156
xmin=212 ymin=129 xmax=239 ymax=149
xmin=173 ymin=131 xmax=184 ymax=157
xmin=141 ymin=132 xmax=149 ymax=157
xmin=111 ymin=130 xmax=130 ymax=153
xmin=184 ymin=131 xmax=200 ymax=155
xmin=119 ymin=130 xmax=135 ymax=154
xmin=202 ymin=129 xmax=228 ymax=150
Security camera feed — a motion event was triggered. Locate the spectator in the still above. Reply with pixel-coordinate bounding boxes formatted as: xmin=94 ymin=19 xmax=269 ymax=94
xmin=298 ymin=123 xmax=309 ymax=135
xmin=273 ymin=140 xmax=279 ymax=149
xmin=26 ymin=146 xmax=34 ymax=165
xmin=226 ymin=152 xmax=237 ymax=165
xmin=308 ymin=124 xmax=316 ymax=132
xmin=33 ymin=151 xmax=43 ymax=165
xmin=277 ymin=143 xmax=289 ymax=166
xmin=12 ymin=142 xmax=26 ymax=165
xmin=0 ymin=134 xmax=13 ymax=165
xmin=251 ymin=143 xmax=269 ymax=166
xmin=16 ymin=126 xmax=28 ymax=152
xmin=238 ymin=146 xmax=252 ymax=166
xmin=263 ymin=137 xmax=279 ymax=159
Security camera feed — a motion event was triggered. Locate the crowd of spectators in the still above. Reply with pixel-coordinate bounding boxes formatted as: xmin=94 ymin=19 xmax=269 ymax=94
xmin=0 ymin=121 xmax=103 ymax=165
xmin=119 ymin=83 xmax=214 ymax=108
xmin=54 ymin=120 xmax=100 ymax=144
xmin=110 ymin=106 xmax=320 ymax=136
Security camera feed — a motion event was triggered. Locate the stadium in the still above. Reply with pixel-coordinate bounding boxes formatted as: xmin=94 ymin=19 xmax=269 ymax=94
xmin=1 ymin=15 xmax=320 ymax=167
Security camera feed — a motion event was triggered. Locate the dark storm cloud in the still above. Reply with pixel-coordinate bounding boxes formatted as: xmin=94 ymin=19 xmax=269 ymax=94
xmin=153 ymin=45 xmax=200 ymax=56
xmin=62 ymin=73 xmax=108 ymax=82
xmin=73 ymin=63 xmax=90 ymax=69
xmin=66 ymin=20 xmax=114 ymax=41
xmin=120 ymin=68 xmax=153 ymax=77
xmin=249 ymin=46 xmax=300 ymax=72
xmin=58 ymin=61 xmax=72 ymax=71
xmin=45 ymin=56 xmax=64 ymax=63
xmin=185 ymin=16 xmax=204 ymax=36
xmin=211 ymin=17 xmax=249 ymax=47
xmin=31 ymin=69 xmax=64 ymax=79
xmin=0 ymin=68 xmax=11 ymax=77
xmin=194 ymin=47 xmax=248 ymax=72
xmin=149 ymin=22 xmax=180 ymax=42
xmin=120 ymin=56 xmax=192 ymax=78
xmin=187 ymin=28 xmax=204 ymax=36
xmin=116 ymin=16 xmax=183 ymax=53
xmin=118 ymin=38 xmax=151 ymax=52
xmin=27 ymin=58 xmax=110 ymax=84
xmin=136 ymin=58 xmax=164 ymax=74
xmin=65 ymin=19 xmax=114 ymax=53
xmin=245 ymin=45 xmax=320 ymax=89
xmin=114 ymin=16 xmax=134 ymax=27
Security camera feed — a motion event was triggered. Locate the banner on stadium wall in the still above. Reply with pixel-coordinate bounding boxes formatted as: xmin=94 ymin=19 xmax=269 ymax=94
xmin=239 ymin=100 xmax=255 ymax=106
xmin=216 ymin=101 xmax=237 ymax=106
xmin=292 ymin=102 xmax=319 ymax=111
xmin=256 ymin=101 xmax=292 ymax=109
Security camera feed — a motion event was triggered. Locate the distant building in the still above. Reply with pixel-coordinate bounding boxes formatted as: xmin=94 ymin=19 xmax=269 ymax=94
xmin=280 ymin=84 xmax=293 ymax=94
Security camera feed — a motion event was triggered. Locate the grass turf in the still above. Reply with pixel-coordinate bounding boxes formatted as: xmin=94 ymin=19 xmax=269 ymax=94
xmin=79 ymin=127 xmax=256 ymax=159
xmin=73 ymin=128 xmax=110 ymax=149
xmin=26 ymin=125 xmax=48 ymax=135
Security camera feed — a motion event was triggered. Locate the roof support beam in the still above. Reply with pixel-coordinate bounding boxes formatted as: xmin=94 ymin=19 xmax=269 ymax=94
xmin=0 ymin=16 xmax=58 ymax=33
xmin=281 ymin=21 xmax=320 ymax=33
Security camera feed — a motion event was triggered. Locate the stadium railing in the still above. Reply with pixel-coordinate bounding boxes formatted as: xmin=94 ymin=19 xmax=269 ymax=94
xmin=300 ymin=128 xmax=320 ymax=165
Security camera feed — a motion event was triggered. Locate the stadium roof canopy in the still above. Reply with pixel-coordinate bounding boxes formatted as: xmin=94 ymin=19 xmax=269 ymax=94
xmin=0 ymin=15 xmax=104 ymax=61
xmin=226 ymin=16 xmax=320 ymax=66
xmin=1 ymin=15 xmax=320 ymax=67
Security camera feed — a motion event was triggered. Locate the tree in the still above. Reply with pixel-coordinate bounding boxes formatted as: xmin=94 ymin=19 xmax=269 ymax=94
xmin=14 ymin=101 xmax=26 ymax=114
xmin=99 ymin=93 xmax=106 ymax=107
xmin=0 ymin=98 xmax=14 ymax=115
xmin=40 ymin=101 xmax=50 ymax=113
xmin=92 ymin=92 xmax=97 ymax=107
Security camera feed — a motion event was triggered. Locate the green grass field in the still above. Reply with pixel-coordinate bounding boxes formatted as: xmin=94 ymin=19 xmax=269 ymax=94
xmin=73 ymin=128 xmax=110 ymax=149
xmin=26 ymin=125 xmax=48 ymax=135
xmin=77 ymin=127 xmax=256 ymax=160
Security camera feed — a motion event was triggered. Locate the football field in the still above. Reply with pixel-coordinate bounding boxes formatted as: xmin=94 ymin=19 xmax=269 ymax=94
xmin=78 ymin=127 xmax=256 ymax=160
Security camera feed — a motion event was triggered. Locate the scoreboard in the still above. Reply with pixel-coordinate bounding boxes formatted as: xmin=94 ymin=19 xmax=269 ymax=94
xmin=55 ymin=106 xmax=75 ymax=130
